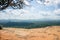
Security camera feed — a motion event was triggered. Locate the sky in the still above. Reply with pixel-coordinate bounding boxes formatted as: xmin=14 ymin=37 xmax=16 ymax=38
xmin=0 ymin=0 xmax=60 ymax=20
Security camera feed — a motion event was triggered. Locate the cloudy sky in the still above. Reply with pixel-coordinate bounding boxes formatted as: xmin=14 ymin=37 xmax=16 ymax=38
xmin=0 ymin=0 xmax=60 ymax=20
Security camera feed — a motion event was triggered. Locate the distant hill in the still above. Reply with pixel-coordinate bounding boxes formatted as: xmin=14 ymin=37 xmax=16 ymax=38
xmin=0 ymin=20 xmax=60 ymax=28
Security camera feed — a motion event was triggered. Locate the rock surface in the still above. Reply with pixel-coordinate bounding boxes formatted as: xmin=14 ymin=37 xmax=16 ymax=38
xmin=0 ymin=26 xmax=60 ymax=40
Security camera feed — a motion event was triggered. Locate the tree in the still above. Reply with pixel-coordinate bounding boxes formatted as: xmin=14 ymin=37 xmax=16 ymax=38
xmin=0 ymin=0 xmax=12 ymax=10
xmin=10 ymin=0 xmax=33 ymax=9
xmin=0 ymin=0 xmax=33 ymax=10
xmin=10 ymin=0 xmax=24 ymax=9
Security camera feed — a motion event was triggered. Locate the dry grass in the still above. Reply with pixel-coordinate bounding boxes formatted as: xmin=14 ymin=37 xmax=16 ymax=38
xmin=0 ymin=26 xmax=60 ymax=40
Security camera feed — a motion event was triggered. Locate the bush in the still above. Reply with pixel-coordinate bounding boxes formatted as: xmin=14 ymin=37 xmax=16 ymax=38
xmin=0 ymin=25 xmax=3 ymax=30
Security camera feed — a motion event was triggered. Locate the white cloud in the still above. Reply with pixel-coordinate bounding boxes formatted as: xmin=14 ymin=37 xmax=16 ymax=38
xmin=54 ymin=9 xmax=60 ymax=16
xmin=0 ymin=8 xmax=60 ymax=20
xmin=22 ymin=9 xmax=30 ymax=13
xmin=44 ymin=0 xmax=53 ymax=6
xmin=39 ymin=11 xmax=52 ymax=16
xmin=36 ymin=0 xmax=43 ymax=4
xmin=24 ymin=0 xmax=30 ymax=5
xmin=0 ymin=0 xmax=60 ymax=20
xmin=36 ymin=0 xmax=53 ymax=6
xmin=36 ymin=0 xmax=60 ymax=6
xmin=0 ymin=11 xmax=60 ymax=20
xmin=53 ymin=0 xmax=60 ymax=4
